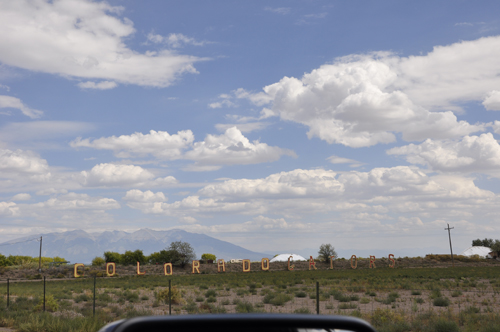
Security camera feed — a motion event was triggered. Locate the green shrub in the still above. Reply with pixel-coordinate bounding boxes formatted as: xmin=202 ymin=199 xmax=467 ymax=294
xmin=201 ymin=253 xmax=216 ymax=261
xmin=411 ymin=290 xmax=421 ymax=295
xmin=74 ymin=293 xmax=90 ymax=303
xmin=155 ymin=287 xmax=184 ymax=305
xmin=465 ymin=306 xmax=480 ymax=314
xmin=91 ymin=257 xmax=105 ymax=266
xmin=183 ymin=301 xmax=198 ymax=314
xmin=235 ymin=301 xmax=254 ymax=313
xmin=370 ymin=308 xmax=406 ymax=328
xmin=339 ymin=303 xmax=358 ymax=309
xmin=33 ymin=295 xmax=59 ymax=312
xmin=295 ymin=291 xmax=307 ymax=298
xmin=430 ymin=289 xmax=442 ymax=299
xmin=451 ymin=290 xmax=462 ymax=297
xmin=432 ymin=318 xmax=459 ymax=332
xmin=433 ymin=297 xmax=450 ymax=307
xmin=205 ymin=289 xmax=217 ymax=298
xmin=263 ymin=292 xmax=292 ymax=306
xmin=294 ymin=308 xmax=311 ymax=314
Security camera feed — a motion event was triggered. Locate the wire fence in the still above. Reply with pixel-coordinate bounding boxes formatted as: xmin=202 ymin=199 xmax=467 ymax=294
xmin=2 ymin=275 xmax=499 ymax=319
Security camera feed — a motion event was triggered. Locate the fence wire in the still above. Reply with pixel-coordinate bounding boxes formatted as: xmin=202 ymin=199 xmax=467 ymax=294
xmin=2 ymin=275 xmax=499 ymax=322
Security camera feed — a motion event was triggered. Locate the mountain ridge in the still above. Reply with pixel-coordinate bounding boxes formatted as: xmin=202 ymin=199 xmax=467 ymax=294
xmin=0 ymin=228 xmax=268 ymax=263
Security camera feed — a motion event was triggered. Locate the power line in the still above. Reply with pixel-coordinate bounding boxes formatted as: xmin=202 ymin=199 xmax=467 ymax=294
xmin=0 ymin=237 xmax=40 ymax=247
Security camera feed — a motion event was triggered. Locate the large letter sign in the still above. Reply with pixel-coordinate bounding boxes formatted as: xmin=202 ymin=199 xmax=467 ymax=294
xmin=369 ymin=256 xmax=376 ymax=269
xmin=261 ymin=258 xmax=269 ymax=271
xmin=309 ymin=256 xmax=317 ymax=270
xmin=329 ymin=256 xmax=336 ymax=269
xmin=164 ymin=263 xmax=173 ymax=276
xmin=74 ymin=263 xmax=84 ymax=278
xmin=288 ymin=256 xmax=295 ymax=271
xmin=192 ymin=260 xmax=200 ymax=274
xmin=217 ymin=259 xmax=226 ymax=272
xmin=388 ymin=254 xmax=395 ymax=268
xmin=106 ymin=262 xmax=116 ymax=277
xmin=137 ymin=261 xmax=146 ymax=275
xmin=350 ymin=255 xmax=357 ymax=269
xmin=242 ymin=259 xmax=251 ymax=272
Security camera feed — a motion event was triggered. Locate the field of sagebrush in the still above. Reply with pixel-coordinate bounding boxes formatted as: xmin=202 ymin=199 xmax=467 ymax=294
xmin=1 ymin=265 xmax=500 ymax=332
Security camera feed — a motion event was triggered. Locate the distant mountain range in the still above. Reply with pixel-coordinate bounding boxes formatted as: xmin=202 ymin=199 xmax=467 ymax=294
xmin=0 ymin=229 xmax=268 ymax=263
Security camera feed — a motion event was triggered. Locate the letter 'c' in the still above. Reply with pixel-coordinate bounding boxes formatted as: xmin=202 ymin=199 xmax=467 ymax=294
xmin=192 ymin=260 xmax=200 ymax=274
xmin=261 ymin=258 xmax=269 ymax=271
xmin=164 ymin=263 xmax=173 ymax=275
xmin=105 ymin=262 xmax=116 ymax=277
xmin=74 ymin=263 xmax=84 ymax=278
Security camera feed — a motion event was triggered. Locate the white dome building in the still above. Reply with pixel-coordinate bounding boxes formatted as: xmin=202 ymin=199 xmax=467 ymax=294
xmin=270 ymin=254 xmax=307 ymax=262
xmin=460 ymin=246 xmax=491 ymax=258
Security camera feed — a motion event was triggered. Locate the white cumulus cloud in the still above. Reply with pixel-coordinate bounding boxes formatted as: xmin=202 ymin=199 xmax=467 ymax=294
xmin=123 ymin=189 xmax=167 ymax=202
xmin=12 ymin=193 xmax=31 ymax=201
xmin=77 ymin=81 xmax=118 ymax=90
xmin=0 ymin=0 xmax=203 ymax=87
xmin=233 ymin=36 xmax=500 ymax=147
xmin=72 ymin=127 xmax=295 ymax=170
xmin=387 ymin=133 xmax=500 ymax=176
xmin=80 ymin=163 xmax=155 ymax=187
xmin=243 ymin=54 xmax=482 ymax=147
xmin=0 ymin=149 xmax=49 ymax=174
xmin=32 ymin=193 xmax=120 ymax=211
xmin=0 ymin=202 xmax=19 ymax=217
xmin=183 ymin=127 xmax=296 ymax=171
xmin=126 ymin=166 xmax=496 ymax=222
xmin=147 ymin=32 xmax=208 ymax=48
xmin=483 ymin=91 xmax=500 ymax=111
xmin=71 ymin=130 xmax=194 ymax=159
xmin=0 ymin=95 xmax=43 ymax=118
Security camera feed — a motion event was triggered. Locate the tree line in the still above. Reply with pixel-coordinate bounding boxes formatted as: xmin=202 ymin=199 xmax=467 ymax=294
xmin=92 ymin=241 xmax=197 ymax=267
xmin=0 ymin=254 xmax=67 ymax=267
xmin=472 ymin=238 xmax=500 ymax=254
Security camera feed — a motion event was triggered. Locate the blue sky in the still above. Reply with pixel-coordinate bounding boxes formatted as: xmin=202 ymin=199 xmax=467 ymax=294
xmin=2 ymin=0 xmax=500 ymax=257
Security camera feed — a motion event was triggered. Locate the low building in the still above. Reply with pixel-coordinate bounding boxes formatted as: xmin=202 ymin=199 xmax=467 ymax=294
xmin=460 ymin=246 xmax=492 ymax=258
xmin=270 ymin=254 xmax=307 ymax=263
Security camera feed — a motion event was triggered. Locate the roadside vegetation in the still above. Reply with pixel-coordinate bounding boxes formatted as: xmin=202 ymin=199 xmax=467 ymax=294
xmin=1 ymin=266 xmax=500 ymax=332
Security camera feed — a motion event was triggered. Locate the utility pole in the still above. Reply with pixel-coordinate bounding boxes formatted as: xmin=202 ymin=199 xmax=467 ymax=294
xmin=445 ymin=224 xmax=454 ymax=267
xmin=38 ymin=236 xmax=42 ymax=273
